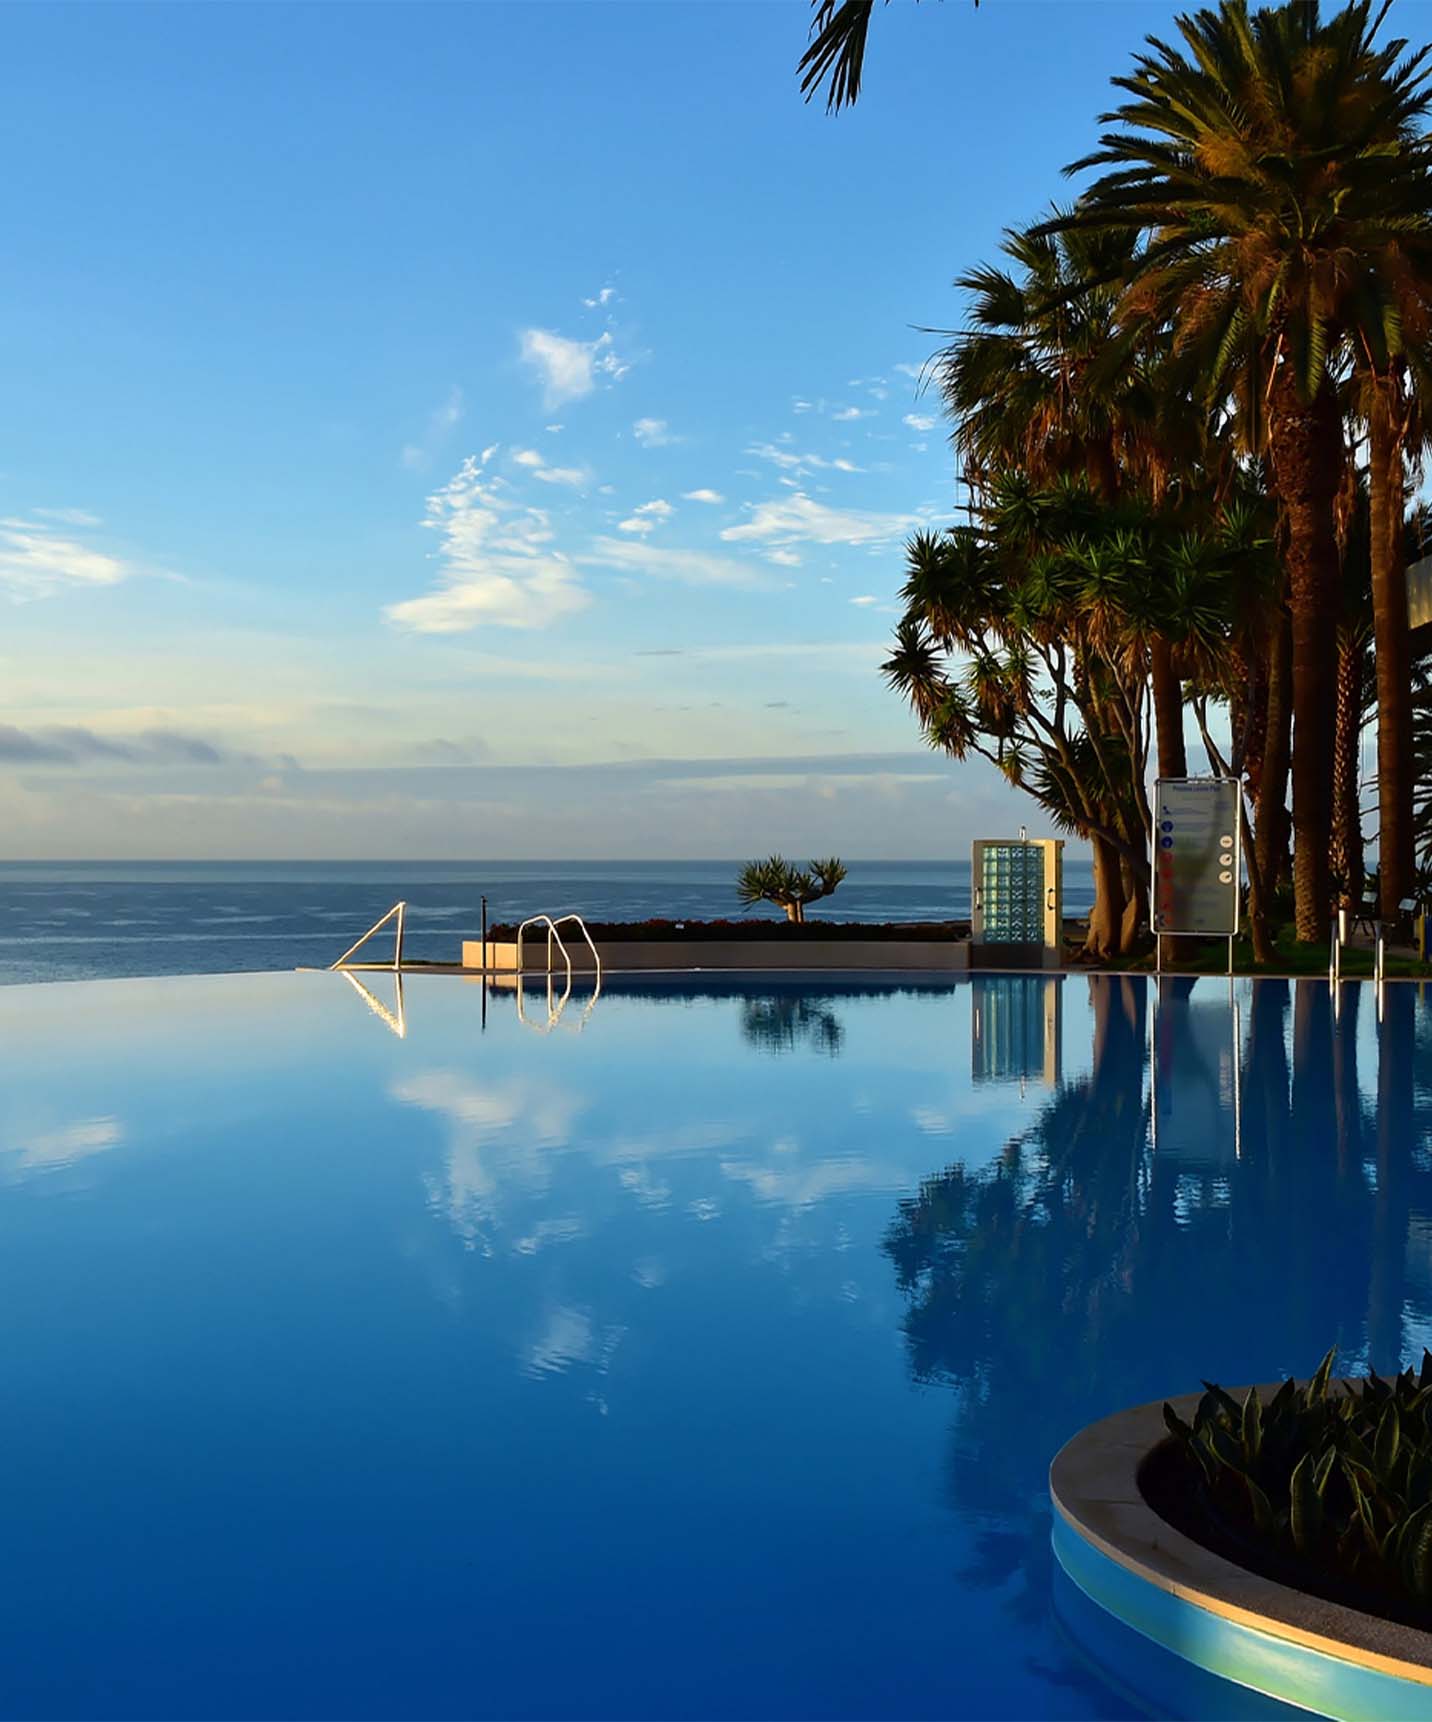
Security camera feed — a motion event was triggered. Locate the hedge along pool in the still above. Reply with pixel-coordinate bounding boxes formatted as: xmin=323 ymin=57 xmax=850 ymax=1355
xmin=1 ymin=969 xmax=1430 ymax=1719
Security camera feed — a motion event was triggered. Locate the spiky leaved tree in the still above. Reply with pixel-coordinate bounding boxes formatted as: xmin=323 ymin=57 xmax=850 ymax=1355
xmin=885 ymin=476 xmax=1250 ymax=959
xmin=1057 ymin=0 xmax=1432 ymax=942
xmin=736 ymin=856 xmax=847 ymax=924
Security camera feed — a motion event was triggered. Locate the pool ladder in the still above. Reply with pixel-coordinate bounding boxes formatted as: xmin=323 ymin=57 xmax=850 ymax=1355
xmin=513 ymin=914 xmax=602 ymax=1031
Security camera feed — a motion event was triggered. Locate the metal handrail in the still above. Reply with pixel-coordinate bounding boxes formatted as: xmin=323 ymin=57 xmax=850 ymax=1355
xmin=515 ymin=914 xmax=573 ymax=990
xmin=514 ymin=916 xmax=572 ymax=1032
xmin=341 ymin=969 xmax=406 ymax=1038
xmin=512 ymin=913 xmax=603 ymax=1032
xmin=332 ymin=901 xmax=406 ymax=971
xmin=548 ymin=913 xmax=602 ymax=990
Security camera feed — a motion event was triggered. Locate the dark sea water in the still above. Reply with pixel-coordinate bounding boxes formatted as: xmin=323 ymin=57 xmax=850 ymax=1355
xmin=0 ymin=858 xmax=1095 ymax=986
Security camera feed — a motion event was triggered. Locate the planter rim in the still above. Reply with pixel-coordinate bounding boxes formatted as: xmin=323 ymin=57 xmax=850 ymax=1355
xmin=1050 ymin=1388 xmax=1432 ymax=1683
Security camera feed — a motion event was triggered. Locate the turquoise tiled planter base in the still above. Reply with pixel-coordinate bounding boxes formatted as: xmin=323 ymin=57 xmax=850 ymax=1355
xmin=1051 ymin=1395 xmax=1432 ymax=1722
xmin=1052 ymin=1512 xmax=1432 ymax=1721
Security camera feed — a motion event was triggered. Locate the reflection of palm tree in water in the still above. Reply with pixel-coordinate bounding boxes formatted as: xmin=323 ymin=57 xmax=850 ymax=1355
xmin=883 ymin=974 xmax=1425 ymax=1615
xmin=739 ymin=993 xmax=844 ymax=1056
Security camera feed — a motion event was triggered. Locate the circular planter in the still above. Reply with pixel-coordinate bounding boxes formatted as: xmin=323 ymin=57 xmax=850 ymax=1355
xmin=1050 ymin=1393 xmax=1432 ymax=1721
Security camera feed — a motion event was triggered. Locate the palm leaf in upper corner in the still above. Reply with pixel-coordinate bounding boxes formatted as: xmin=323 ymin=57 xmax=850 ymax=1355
xmin=799 ymin=0 xmax=978 ymax=113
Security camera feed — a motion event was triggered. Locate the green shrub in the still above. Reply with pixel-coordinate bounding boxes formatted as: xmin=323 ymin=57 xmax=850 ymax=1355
xmin=1162 ymin=1350 xmax=1432 ymax=1611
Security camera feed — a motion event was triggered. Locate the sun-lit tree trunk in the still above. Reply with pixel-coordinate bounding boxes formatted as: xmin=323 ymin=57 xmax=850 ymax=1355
xmin=1085 ymin=835 xmax=1125 ymax=961
xmin=1118 ymin=855 xmax=1147 ymax=957
xmin=1150 ymin=637 xmax=1186 ymax=780
xmin=1256 ymin=606 xmax=1293 ymax=898
xmin=1329 ymin=624 xmax=1366 ymax=909
xmin=1267 ymin=370 xmax=1342 ymax=941
xmin=1368 ymin=380 xmax=1415 ymax=921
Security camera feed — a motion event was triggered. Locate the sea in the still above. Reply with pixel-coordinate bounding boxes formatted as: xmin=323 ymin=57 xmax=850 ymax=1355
xmin=0 ymin=858 xmax=1096 ymax=986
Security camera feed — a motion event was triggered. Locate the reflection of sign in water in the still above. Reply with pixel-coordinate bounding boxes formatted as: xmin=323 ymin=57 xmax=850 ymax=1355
xmin=971 ymin=975 xmax=1063 ymax=1087
xmin=1153 ymin=778 xmax=1240 ymax=935
xmin=1152 ymin=989 xmax=1239 ymax=1164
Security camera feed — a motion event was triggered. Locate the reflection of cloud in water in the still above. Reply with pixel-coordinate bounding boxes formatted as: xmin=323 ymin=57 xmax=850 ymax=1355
xmin=618 ymin=1165 xmax=672 ymax=1210
xmin=524 ymin=1305 xmax=594 ymax=1378
xmin=522 ymin=1304 xmax=627 ymax=1414
xmin=391 ymin=1070 xmax=585 ymax=1245
xmin=719 ymin=1152 xmax=904 ymax=1208
xmin=5 ymin=1116 xmax=122 ymax=1175
xmin=513 ymin=1215 xmax=586 ymax=1256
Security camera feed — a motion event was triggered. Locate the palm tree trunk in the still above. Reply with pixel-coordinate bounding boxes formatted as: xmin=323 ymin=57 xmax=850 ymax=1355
xmin=1150 ymin=637 xmax=1186 ymax=779
xmin=1368 ymin=380 xmax=1414 ymax=921
xmin=1329 ymin=625 xmax=1366 ymax=909
xmin=1268 ymin=372 xmax=1342 ymax=942
xmin=1256 ymin=606 xmax=1293 ymax=898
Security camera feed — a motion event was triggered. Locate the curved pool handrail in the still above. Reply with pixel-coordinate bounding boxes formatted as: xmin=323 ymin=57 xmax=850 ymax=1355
xmin=548 ymin=913 xmax=602 ymax=1001
xmin=514 ymin=915 xmax=574 ymax=1024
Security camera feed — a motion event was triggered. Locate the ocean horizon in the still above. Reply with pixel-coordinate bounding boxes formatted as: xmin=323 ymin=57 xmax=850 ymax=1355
xmin=0 ymin=857 xmax=1095 ymax=986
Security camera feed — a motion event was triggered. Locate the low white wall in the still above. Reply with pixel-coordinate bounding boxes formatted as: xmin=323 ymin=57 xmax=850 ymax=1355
xmin=462 ymin=939 xmax=970 ymax=973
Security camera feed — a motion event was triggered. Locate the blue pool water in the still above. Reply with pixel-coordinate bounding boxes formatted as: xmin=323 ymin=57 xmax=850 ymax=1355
xmin=0 ymin=970 xmax=1428 ymax=1718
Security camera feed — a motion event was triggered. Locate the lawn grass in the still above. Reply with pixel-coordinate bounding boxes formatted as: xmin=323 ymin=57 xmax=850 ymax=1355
xmin=1076 ymin=922 xmax=1432 ymax=979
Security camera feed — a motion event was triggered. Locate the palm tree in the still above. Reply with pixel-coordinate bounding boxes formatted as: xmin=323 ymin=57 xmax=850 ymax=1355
xmin=936 ymin=216 xmax=1198 ymax=780
xmin=798 ymin=0 xmax=984 ymax=110
xmin=1348 ymin=335 xmax=1432 ymax=920
xmin=1056 ymin=0 xmax=1432 ymax=942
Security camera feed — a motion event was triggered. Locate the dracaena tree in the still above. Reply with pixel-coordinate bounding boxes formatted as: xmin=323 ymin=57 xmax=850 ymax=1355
xmin=736 ymin=856 xmax=847 ymax=924
xmin=884 ymin=474 xmax=1270 ymax=960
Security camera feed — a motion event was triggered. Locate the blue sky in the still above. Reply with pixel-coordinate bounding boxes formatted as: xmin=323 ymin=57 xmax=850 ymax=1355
xmin=0 ymin=0 xmax=1195 ymax=859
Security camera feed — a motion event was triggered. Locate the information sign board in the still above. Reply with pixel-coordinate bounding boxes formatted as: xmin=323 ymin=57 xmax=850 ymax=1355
xmin=1152 ymin=778 xmax=1240 ymax=936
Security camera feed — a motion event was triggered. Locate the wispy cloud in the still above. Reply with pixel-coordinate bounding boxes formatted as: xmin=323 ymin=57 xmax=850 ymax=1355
xmin=0 ymin=723 xmax=235 ymax=765
xmin=401 ymin=385 xmax=464 ymax=471
xmin=385 ymin=451 xmax=589 ymax=634
xmin=520 ymin=327 xmax=628 ymax=407
xmin=683 ymin=488 xmax=724 ymax=504
xmin=582 ymin=286 xmax=617 ymax=308
xmin=831 ymin=406 xmax=866 ymax=422
xmin=616 ymin=499 xmax=674 ymax=536
xmin=510 ymin=447 xmax=590 ymax=488
xmin=0 ymin=516 xmax=135 ymax=600
xmin=581 ymin=537 xmax=766 ymax=588
xmin=903 ymin=412 xmax=937 ymax=432
xmin=721 ymin=493 xmax=919 ymax=549
xmin=745 ymin=442 xmax=862 ymax=476
xmin=633 ymin=417 xmax=676 ymax=448
xmin=850 ymin=594 xmax=879 ymax=607
xmin=32 ymin=507 xmax=102 ymax=527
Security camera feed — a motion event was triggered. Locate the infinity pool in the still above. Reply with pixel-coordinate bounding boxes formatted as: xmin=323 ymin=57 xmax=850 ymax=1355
xmin=2 ymin=970 xmax=1429 ymax=1719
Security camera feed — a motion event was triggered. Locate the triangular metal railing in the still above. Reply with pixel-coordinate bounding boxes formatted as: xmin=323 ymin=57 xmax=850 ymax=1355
xmin=330 ymin=901 xmax=406 ymax=971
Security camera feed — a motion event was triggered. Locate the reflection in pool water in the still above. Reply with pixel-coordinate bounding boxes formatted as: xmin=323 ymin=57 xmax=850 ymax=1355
xmin=0 ymin=970 xmax=1428 ymax=1718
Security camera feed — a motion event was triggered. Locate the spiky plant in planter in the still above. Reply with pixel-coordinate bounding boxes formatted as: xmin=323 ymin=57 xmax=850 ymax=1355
xmin=735 ymin=856 xmax=847 ymax=924
xmin=1159 ymin=1350 xmax=1432 ymax=1614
